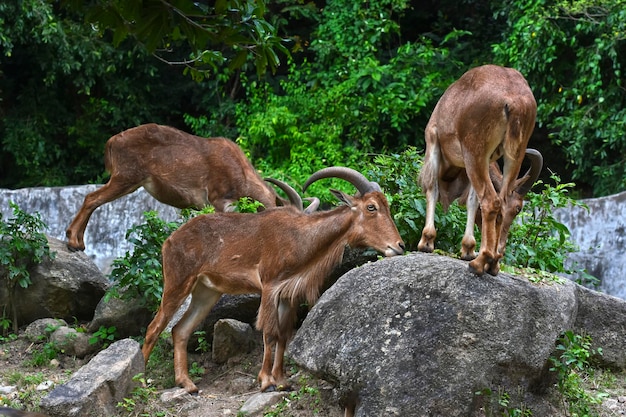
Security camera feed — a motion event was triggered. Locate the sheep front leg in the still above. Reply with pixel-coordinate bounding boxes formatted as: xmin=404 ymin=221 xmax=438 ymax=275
xmin=418 ymin=128 xmax=441 ymax=253
xmin=469 ymin=194 xmax=501 ymax=275
xmin=172 ymin=281 xmax=223 ymax=394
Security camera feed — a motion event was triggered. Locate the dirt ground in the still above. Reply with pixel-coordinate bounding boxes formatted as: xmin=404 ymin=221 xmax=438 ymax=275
xmin=1 ymin=331 xmax=626 ymax=417
xmin=0 ymin=332 xmax=345 ymax=417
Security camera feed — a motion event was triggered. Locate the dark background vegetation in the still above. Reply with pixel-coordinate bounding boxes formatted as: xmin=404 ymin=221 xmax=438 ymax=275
xmin=1 ymin=0 xmax=624 ymax=197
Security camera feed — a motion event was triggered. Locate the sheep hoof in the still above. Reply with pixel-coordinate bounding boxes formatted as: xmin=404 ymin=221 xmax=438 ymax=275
xmin=263 ymin=384 xmax=277 ymax=392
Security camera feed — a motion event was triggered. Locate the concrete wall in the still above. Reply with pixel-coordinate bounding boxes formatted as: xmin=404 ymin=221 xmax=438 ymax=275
xmin=554 ymin=190 xmax=626 ymax=299
xmin=0 ymin=185 xmax=179 ymax=274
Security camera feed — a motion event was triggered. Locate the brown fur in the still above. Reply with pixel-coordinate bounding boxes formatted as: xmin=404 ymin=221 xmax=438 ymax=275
xmin=141 ymin=189 xmax=404 ymax=394
xmin=418 ymin=65 xmax=538 ymax=275
xmin=66 ymin=123 xmax=286 ymax=251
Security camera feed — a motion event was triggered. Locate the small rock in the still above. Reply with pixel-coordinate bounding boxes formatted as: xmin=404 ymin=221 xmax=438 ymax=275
xmin=239 ymin=392 xmax=289 ymax=416
xmin=160 ymin=388 xmax=192 ymax=403
xmin=50 ymin=326 xmax=99 ymax=358
xmin=36 ymin=380 xmax=54 ymax=391
xmin=0 ymin=385 xmax=17 ymax=394
xmin=212 ymin=319 xmax=256 ymax=364
xmin=24 ymin=319 xmax=68 ymax=343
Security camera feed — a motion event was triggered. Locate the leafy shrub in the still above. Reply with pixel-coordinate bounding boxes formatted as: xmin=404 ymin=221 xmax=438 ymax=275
xmin=89 ymin=325 xmax=118 ymax=347
xmin=0 ymin=202 xmax=53 ymax=332
xmin=234 ymin=25 xmax=470 ymax=197
xmin=549 ymin=330 xmax=608 ymax=416
xmin=366 ymin=148 xmax=584 ymax=277
xmin=108 ymin=198 xmax=265 ymax=313
xmin=107 ymin=210 xmax=183 ymax=312
xmin=504 ymin=172 xmax=588 ymax=275
xmin=493 ymin=0 xmax=626 ymax=196
xmin=365 ymin=147 xmax=467 ymax=253
xmin=475 ymin=386 xmax=533 ymax=417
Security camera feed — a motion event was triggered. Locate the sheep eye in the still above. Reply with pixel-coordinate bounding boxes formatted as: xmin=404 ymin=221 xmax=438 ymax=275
xmin=367 ymin=204 xmax=376 ymax=212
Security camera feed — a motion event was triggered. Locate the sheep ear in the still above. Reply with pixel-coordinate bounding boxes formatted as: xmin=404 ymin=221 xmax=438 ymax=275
xmin=330 ymin=189 xmax=355 ymax=207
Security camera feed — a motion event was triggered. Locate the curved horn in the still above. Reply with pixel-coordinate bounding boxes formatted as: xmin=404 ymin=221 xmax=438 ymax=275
xmin=517 ymin=149 xmax=543 ymax=196
xmin=489 ymin=162 xmax=503 ymax=193
xmin=302 ymin=167 xmax=382 ymax=195
xmin=264 ymin=178 xmax=303 ymax=211
xmin=303 ymin=197 xmax=320 ymax=214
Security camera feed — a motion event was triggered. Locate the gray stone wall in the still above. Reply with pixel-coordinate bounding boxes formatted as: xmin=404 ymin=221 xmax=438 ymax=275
xmin=0 ymin=185 xmax=179 ymax=274
xmin=554 ymin=190 xmax=626 ymax=299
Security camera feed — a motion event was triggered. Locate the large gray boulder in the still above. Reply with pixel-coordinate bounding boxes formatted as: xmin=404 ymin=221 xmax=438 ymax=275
xmin=87 ymin=294 xmax=154 ymax=338
xmin=40 ymin=338 xmax=144 ymax=417
xmin=0 ymin=237 xmax=109 ymax=327
xmin=288 ymin=253 xmax=626 ymax=416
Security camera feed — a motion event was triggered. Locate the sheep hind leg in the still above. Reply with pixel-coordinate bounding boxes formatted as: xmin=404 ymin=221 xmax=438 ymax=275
xmin=259 ymin=299 xmax=296 ymax=392
xmin=272 ymin=299 xmax=299 ymax=391
xmin=143 ymin=279 xmax=194 ymax=363
xmin=66 ymin=179 xmax=139 ymax=251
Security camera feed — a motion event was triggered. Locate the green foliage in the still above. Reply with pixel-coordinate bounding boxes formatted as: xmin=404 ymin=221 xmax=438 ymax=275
xmin=107 ymin=211 xmax=181 ymax=312
xmin=75 ymin=0 xmax=289 ymax=80
xmin=189 ymin=362 xmax=205 ymax=379
xmin=1 ymin=0 xmax=624 ymax=198
xmin=235 ymin=1 xmax=471 ymax=193
xmin=0 ymin=202 xmax=53 ymax=333
xmin=475 ymin=387 xmax=533 ymax=416
xmin=117 ymin=373 xmax=169 ymax=416
xmin=0 ymin=202 xmax=52 ymax=288
xmin=504 ymin=172 xmax=587 ymax=274
xmin=236 ymin=69 xmax=360 ymax=195
xmin=493 ymin=0 xmax=626 ymax=196
xmin=310 ymin=0 xmax=407 ymax=69
xmin=365 ymin=147 xmax=474 ymax=254
xmin=549 ymin=331 xmax=608 ymax=416
xmin=262 ymin=375 xmax=322 ymax=416
xmin=194 ymin=330 xmax=211 ymax=353
xmin=89 ymin=325 xmax=117 ymax=347
xmin=235 ymin=197 xmax=266 ymax=213
xmin=0 ymin=329 xmax=17 ymax=343
xmin=0 ymin=0 xmax=233 ymax=188
xmin=24 ymin=341 xmax=60 ymax=367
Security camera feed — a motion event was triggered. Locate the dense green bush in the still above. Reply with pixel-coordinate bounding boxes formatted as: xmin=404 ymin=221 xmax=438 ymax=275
xmin=549 ymin=330 xmax=607 ymax=415
xmin=107 ymin=211 xmax=182 ymax=312
xmin=0 ymin=203 xmax=53 ymax=332
xmin=492 ymin=0 xmax=626 ymax=196
xmin=230 ymin=30 xmax=469 ymax=196
xmin=366 ymin=148 xmax=585 ymax=276
xmin=108 ymin=199 xmax=268 ymax=313
xmin=503 ymin=173 xmax=587 ymax=274
xmin=366 ymin=148 xmax=468 ymax=253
